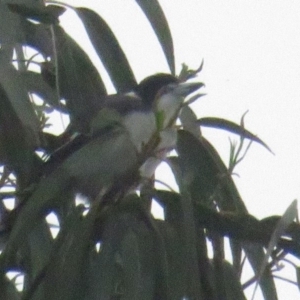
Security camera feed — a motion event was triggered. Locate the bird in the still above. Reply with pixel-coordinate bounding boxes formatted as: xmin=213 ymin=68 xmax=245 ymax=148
xmin=44 ymin=73 xmax=203 ymax=187
xmin=0 ymin=73 xmax=203 ymax=268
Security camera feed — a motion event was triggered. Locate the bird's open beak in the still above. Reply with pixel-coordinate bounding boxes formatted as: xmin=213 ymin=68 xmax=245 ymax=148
xmin=174 ymin=81 xmax=204 ymax=97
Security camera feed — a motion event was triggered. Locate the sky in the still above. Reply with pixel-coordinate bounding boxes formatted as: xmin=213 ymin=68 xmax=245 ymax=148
xmin=57 ymin=1 xmax=300 ymax=299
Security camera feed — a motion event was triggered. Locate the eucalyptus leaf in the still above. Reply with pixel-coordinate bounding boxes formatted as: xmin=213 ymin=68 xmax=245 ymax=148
xmin=253 ymin=200 xmax=298 ymax=299
xmin=135 ymin=0 xmax=175 ymax=74
xmin=7 ymin=3 xmax=66 ymax=24
xmin=198 ymin=117 xmax=273 ymax=153
xmin=0 ymin=61 xmax=40 ymax=145
xmin=40 ymin=206 xmax=95 ymax=300
xmin=221 ymin=261 xmax=246 ymax=300
xmin=76 ymin=7 xmax=137 ymax=93
xmin=51 ymin=25 xmax=107 ymax=130
xmin=167 ymin=151 xmax=203 ymax=299
xmin=179 ymin=105 xmax=201 ymax=138
xmin=20 ymin=71 xmax=66 ymax=112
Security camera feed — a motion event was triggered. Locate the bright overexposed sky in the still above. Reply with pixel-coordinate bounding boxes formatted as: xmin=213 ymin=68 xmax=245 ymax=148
xmin=56 ymin=1 xmax=300 ymax=299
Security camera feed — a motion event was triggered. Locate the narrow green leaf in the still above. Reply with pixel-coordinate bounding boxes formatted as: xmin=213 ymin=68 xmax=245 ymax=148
xmin=135 ymin=0 xmax=175 ymax=74
xmin=7 ymin=3 xmax=66 ymax=24
xmin=154 ymin=190 xmax=182 ymax=223
xmin=198 ymin=117 xmax=273 ymax=153
xmin=243 ymin=244 xmax=278 ymax=300
xmin=0 ymin=60 xmax=40 ymax=146
xmin=86 ymin=203 xmax=156 ymax=300
xmin=0 ymin=276 xmax=21 ymax=300
xmin=0 ymin=172 xmax=68 ymax=270
xmin=27 ymin=221 xmax=53 ymax=280
xmin=17 ymin=21 xmax=107 ymax=130
xmin=120 ymin=230 xmax=143 ymax=300
xmin=179 ymin=105 xmax=201 ymax=138
xmin=0 ymin=3 xmax=21 ymax=44
xmin=157 ymin=221 xmax=187 ymax=299
xmin=20 ymin=71 xmax=67 ymax=112
xmin=221 ymin=261 xmax=246 ymax=300
xmin=253 ymin=200 xmax=298 ymax=299
xmin=52 ymin=25 xmax=107 ymax=130
xmin=0 ymin=82 xmax=41 ymax=186
xmin=41 ymin=206 xmax=95 ymax=300
xmin=16 ymin=20 xmax=53 ymax=57
xmin=296 ymin=266 xmax=300 ymax=292
xmin=76 ymin=7 xmax=137 ymax=93
xmin=176 ymin=130 xmax=220 ymax=206
xmin=167 ymin=150 xmax=204 ymax=299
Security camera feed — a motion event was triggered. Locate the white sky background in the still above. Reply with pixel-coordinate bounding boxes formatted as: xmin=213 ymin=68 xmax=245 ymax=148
xmin=57 ymin=1 xmax=300 ymax=299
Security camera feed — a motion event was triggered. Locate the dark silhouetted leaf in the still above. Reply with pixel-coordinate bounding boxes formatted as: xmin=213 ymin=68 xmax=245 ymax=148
xmin=0 ymin=3 xmax=22 ymax=44
xmin=41 ymin=206 xmax=94 ymax=300
xmin=176 ymin=130 xmax=220 ymax=206
xmin=16 ymin=21 xmax=107 ymax=131
xmin=198 ymin=117 xmax=273 ymax=153
xmin=76 ymin=7 xmax=137 ymax=93
xmin=0 ymin=65 xmax=42 ymax=186
xmin=0 ymin=60 xmax=40 ymax=145
xmin=52 ymin=25 xmax=107 ymax=130
xmin=20 ymin=71 xmax=67 ymax=112
xmin=179 ymin=105 xmax=201 ymax=138
xmin=221 ymin=261 xmax=246 ymax=300
xmin=7 ymin=3 xmax=66 ymax=24
xmin=135 ymin=0 xmax=175 ymax=74
xmin=0 ymin=172 xmax=67 ymax=270
xmin=17 ymin=20 xmax=53 ymax=57
xmin=0 ymin=276 xmax=21 ymax=300
xmin=166 ymin=154 xmax=204 ymax=299
xmin=243 ymin=243 xmax=277 ymax=300
xmin=27 ymin=221 xmax=53 ymax=280
xmin=253 ymin=200 xmax=297 ymax=298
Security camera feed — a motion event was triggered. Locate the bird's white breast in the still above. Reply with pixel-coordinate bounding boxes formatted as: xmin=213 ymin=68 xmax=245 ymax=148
xmin=123 ymin=111 xmax=156 ymax=153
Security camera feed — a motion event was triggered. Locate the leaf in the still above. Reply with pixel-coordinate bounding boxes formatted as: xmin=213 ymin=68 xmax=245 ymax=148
xmin=243 ymin=244 xmax=278 ymax=300
xmin=252 ymin=200 xmax=298 ymax=299
xmin=0 ymin=276 xmax=21 ymax=300
xmin=176 ymin=130 xmax=221 ymax=206
xmin=41 ymin=206 xmax=95 ymax=300
xmin=156 ymin=220 xmax=187 ymax=299
xmin=7 ymin=3 xmax=66 ymax=24
xmin=166 ymin=152 xmax=203 ymax=299
xmin=86 ymin=204 xmax=156 ymax=300
xmin=27 ymin=221 xmax=53 ymax=280
xmin=51 ymin=25 xmax=107 ymax=130
xmin=0 ymin=59 xmax=40 ymax=146
xmin=0 ymin=3 xmax=21 ymax=44
xmin=76 ymin=7 xmax=137 ymax=93
xmin=179 ymin=105 xmax=201 ymax=138
xmin=17 ymin=21 xmax=107 ymax=131
xmin=0 ymin=171 xmax=68 ymax=270
xmin=0 ymin=78 xmax=41 ymax=186
xmin=221 ymin=261 xmax=246 ymax=300
xmin=17 ymin=20 xmax=53 ymax=57
xmin=154 ymin=190 xmax=183 ymax=223
xmin=198 ymin=117 xmax=273 ymax=153
xmin=20 ymin=71 xmax=67 ymax=112
xmin=296 ymin=266 xmax=300 ymax=292
xmin=135 ymin=0 xmax=175 ymax=74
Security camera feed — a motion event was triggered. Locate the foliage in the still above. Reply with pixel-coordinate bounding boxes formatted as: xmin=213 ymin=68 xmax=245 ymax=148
xmin=0 ymin=1 xmax=299 ymax=299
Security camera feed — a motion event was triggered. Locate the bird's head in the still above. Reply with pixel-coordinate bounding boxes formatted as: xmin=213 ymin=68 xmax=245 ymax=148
xmin=135 ymin=73 xmax=202 ymax=128
xmin=135 ymin=73 xmax=178 ymax=108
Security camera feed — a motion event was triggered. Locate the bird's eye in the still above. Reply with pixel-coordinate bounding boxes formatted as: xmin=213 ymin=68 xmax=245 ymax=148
xmin=155 ymin=83 xmax=177 ymax=99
